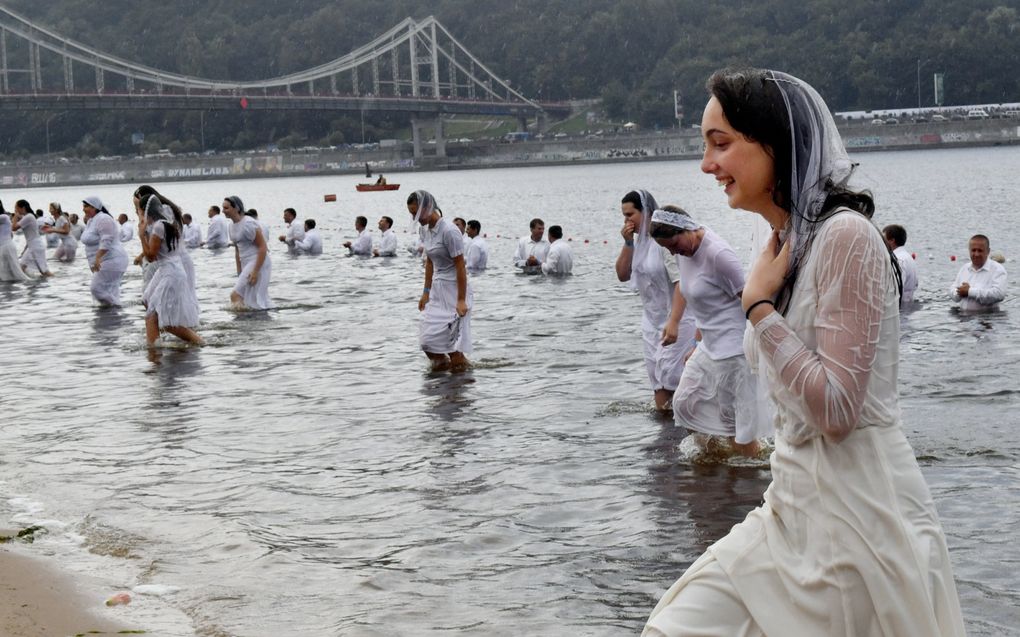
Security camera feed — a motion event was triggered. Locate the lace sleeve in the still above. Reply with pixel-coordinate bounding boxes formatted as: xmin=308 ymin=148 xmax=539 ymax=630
xmin=753 ymin=213 xmax=888 ymax=442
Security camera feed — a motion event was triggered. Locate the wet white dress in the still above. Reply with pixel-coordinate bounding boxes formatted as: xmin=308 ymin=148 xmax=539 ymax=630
xmin=0 ymin=214 xmax=28 ymax=281
xmin=142 ymin=221 xmax=200 ymax=328
xmin=53 ymin=216 xmax=78 ymax=262
xmin=16 ymin=213 xmax=50 ymax=275
xmin=80 ymin=213 xmax=128 ymax=306
xmin=231 ymin=216 xmax=273 ymax=309
xmin=632 ymin=238 xmax=696 ymax=393
xmin=644 ymin=211 xmax=966 ymax=637
xmin=420 ymin=217 xmax=472 ymax=354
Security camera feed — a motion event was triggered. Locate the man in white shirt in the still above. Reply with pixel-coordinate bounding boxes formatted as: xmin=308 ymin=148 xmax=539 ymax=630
xmin=205 ymin=205 xmax=230 ymax=249
xmin=464 ymin=219 xmax=488 ymax=271
xmin=514 ymin=217 xmax=550 ymax=274
xmin=295 ymin=219 xmax=323 ymax=255
xmin=950 ymin=233 xmax=1006 ymax=311
xmin=182 ymin=213 xmax=203 ymax=248
xmin=373 ymin=216 xmax=398 ymax=257
xmin=118 ymin=213 xmax=136 ymax=243
xmin=541 ymin=225 xmax=573 ymax=276
xmin=344 ymin=215 xmax=373 ymax=256
xmin=278 ymin=207 xmax=305 ymax=254
xmin=883 ymin=224 xmax=918 ymax=303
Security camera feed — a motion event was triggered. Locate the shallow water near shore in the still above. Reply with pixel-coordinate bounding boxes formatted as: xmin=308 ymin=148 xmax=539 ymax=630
xmin=2 ymin=147 xmax=1018 ymax=635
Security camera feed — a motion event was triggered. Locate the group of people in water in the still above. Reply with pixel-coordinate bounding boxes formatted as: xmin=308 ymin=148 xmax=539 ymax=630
xmin=0 ymin=66 xmax=982 ymax=635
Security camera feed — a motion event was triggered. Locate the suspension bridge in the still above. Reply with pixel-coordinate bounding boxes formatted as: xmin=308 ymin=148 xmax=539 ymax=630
xmin=0 ymin=7 xmax=570 ymax=157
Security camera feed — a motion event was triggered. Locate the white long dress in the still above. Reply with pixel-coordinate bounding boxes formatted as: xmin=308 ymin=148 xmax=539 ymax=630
xmin=80 ymin=213 xmax=128 ymax=306
xmin=0 ymin=214 xmax=28 ymax=281
xmin=420 ymin=217 xmax=472 ymax=354
xmin=644 ymin=211 xmax=965 ymax=636
xmin=16 ymin=213 xmax=50 ymax=275
xmin=230 ymin=216 xmax=273 ymax=309
xmin=53 ymin=216 xmax=78 ymax=262
xmin=142 ymin=222 xmax=200 ymax=328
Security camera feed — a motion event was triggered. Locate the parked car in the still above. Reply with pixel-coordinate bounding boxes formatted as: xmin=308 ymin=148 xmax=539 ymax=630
xmin=967 ymin=109 xmax=990 ymax=119
xmin=931 ymin=114 xmax=948 ymax=122
xmin=884 ymin=118 xmax=900 ymax=125
xmin=870 ymin=118 xmax=886 ymax=125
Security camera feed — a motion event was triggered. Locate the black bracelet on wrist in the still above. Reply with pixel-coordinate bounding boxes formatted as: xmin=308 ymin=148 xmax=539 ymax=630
xmin=745 ymin=299 xmax=774 ymax=321
xmin=623 ymin=239 xmax=634 ymax=247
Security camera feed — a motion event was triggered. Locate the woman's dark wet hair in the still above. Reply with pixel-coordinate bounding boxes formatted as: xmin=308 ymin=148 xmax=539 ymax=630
xmin=15 ymin=199 xmax=32 ymax=213
xmin=140 ymin=193 xmax=180 ymax=252
xmin=706 ymin=68 xmax=873 ymax=218
xmin=621 ymin=191 xmax=642 ymax=211
xmin=135 ymin=185 xmax=185 ymax=230
xmin=406 ymin=192 xmax=418 ymax=205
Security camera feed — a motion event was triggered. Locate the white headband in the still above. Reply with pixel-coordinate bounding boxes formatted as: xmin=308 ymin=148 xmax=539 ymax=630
xmin=651 ymin=208 xmax=698 ymax=231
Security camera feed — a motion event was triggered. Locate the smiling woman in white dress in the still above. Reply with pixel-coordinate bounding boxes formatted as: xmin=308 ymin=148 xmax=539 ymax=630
xmin=407 ymin=190 xmax=471 ymax=372
xmin=12 ymin=199 xmax=51 ymax=277
xmin=223 ymin=195 xmax=273 ymax=310
xmin=0 ymin=202 xmax=29 ymax=282
xmin=138 ymin=194 xmax=203 ymax=346
xmin=79 ymin=196 xmax=128 ymax=306
xmin=44 ymin=203 xmax=78 ymax=263
xmin=642 ymin=68 xmax=965 ymax=637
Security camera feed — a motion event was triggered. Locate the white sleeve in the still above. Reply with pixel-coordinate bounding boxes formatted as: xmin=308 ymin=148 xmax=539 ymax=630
xmin=513 ymin=238 xmax=527 ymax=267
xmin=541 ymin=244 xmax=559 ymax=274
xmin=971 ymin=266 xmax=1007 ymax=305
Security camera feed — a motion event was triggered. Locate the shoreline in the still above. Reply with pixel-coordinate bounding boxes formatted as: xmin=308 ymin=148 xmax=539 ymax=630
xmin=0 ymin=544 xmax=132 ymax=636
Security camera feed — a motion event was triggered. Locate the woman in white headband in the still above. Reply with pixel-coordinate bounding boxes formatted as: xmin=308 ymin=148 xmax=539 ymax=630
xmin=79 ymin=196 xmax=128 ymax=306
xmin=223 ymin=195 xmax=274 ymax=310
xmin=643 ymin=68 xmax=964 ymax=637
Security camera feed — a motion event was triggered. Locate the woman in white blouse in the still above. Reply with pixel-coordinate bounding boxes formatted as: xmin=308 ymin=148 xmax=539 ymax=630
xmin=0 ymin=201 xmax=28 ymax=281
xmin=223 ymin=196 xmax=273 ymax=310
xmin=79 ymin=196 xmax=128 ymax=306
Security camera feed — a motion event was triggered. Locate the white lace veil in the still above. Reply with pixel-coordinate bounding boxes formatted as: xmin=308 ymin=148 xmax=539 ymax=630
xmin=767 ymin=70 xmax=855 ymax=282
xmin=410 ymin=190 xmax=437 ymax=227
xmin=629 ymin=189 xmax=660 ymax=280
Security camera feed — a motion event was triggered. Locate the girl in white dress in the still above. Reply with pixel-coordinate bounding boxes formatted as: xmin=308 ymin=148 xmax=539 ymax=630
xmin=12 ymin=199 xmax=51 ymax=277
xmin=408 ymin=190 xmax=471 ymax=371
xmin=649 ymin=207 xmax=770 ymax=456
xmin=138 ymin=194 xmax=203 ymax=345
xmin=79 ymin=196 xmax=128 ymax=306
xmin=45 ymin=203 xmax=78 ymax=262
xmin=0 ymin=202 xmax=29 ymax=282
xmin=643 ymin=68 xmax=965 ymax=637
xmin=133 ymin=185 xmax=197 ymax=297
xmin=616 ymin=190 xmax=697 ymax=412
xmin=223 ymin=196 xmax=273 ymax=310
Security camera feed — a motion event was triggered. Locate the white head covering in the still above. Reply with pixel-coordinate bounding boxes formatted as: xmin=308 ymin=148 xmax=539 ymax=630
xmin=766 ymin=70 xmax=855 ymax=281
xmin=144 ymin=194 xmax=174 ymax=224
xmin=651 ymin=208 xmax=699 ymax=232
xmin=629 ymin=189 xmax=660 ymax=280
xmin=410 ymin=190 xmax=437 ymax=227
xmin=83 ymin=196 xmax=109 ymax=215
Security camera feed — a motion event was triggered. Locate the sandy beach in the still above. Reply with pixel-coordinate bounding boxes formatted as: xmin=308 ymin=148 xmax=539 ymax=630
xmin=0 ymin=543 xmax=129 ymax=637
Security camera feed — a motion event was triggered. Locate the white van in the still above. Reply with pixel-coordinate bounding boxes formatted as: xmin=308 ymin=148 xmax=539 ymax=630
xmin=966 ymin=109 xmax=990 ymax=119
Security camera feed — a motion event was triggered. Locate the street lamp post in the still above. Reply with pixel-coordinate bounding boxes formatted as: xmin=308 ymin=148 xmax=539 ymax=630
xmin=45 ymin=112 xmax=67 ymax=158
xmin=916 ymin=58 xmax=930 ymax=110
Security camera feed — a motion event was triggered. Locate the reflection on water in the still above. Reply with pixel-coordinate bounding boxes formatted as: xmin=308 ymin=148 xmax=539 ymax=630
xmin=1 ymin=151 xmax=1018 ymax=635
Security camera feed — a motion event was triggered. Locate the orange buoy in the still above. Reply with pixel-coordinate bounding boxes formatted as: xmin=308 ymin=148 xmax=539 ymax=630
xmin=324 ymin=194 xmax=337 ymax=202
xmin=950 ymin=255 xmax=956 ymax=261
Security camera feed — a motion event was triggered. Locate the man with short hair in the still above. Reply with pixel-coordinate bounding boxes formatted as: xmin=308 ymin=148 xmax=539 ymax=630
xmin=295 ymin=219 xmax=323 ymax=255
xmin=541 ymin=225 xmax=573 ymax=275
xmin=950 ymin=234 xmax=1006 ymax=311
xmin=344 ymin=215 xmax=373 ymax=256
xmin=204 ymin=205 xmax=230 ymax=249
xmin=465 ymin=220 xmax=488 ymax=272
xmin=374 ymin=216 xmax=398 ymax=257
xmin=882 ymin=224 xmax=918 ymax=303
xmin=278 ymin=207 xmax=305 ymax=254
xmin=453 ymin=217 xmax=467 ymax=236
xmin=117 ymin=213 xmax=135 ymax=244
xmin=513 ymin=217 xmax=549 ymax=274
xmin=182 ymin=213 xmax=203 ymax=248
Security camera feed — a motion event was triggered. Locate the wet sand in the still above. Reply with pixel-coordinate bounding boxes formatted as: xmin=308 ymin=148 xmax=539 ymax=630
xmin=0 ymin=545 xmax=128 ymax=636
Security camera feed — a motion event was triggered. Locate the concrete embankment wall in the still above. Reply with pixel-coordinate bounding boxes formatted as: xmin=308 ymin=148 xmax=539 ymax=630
xmin=2 ymin=120 xmax=1018 ymax=189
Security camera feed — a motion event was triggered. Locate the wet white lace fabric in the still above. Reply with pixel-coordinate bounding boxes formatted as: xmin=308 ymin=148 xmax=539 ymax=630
xmin=748 ymin=210 xmax=900 ymax=445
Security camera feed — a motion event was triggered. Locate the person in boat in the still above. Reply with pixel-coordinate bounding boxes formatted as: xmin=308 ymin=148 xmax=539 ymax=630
xmin=375 ymin=174 xmax=387 ymax=186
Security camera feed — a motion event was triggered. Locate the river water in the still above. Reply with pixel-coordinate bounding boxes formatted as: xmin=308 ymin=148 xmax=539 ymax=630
xmin=1 ymin=147 xmax=1018 ymax=636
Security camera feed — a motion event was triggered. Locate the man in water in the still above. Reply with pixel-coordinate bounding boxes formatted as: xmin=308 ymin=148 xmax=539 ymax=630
xmin=118 ymin=213 xmax=136 ymax=243
xmin=204 ymin=205 xmax=230 ymax=249
xmin=465 ymin=220 xmax=488 ymax=272
xmin=883 ymin=224 xmax=918 ymax=303
xmin=513 ymin=217 xmax=549 ymax=274
xmin=950 ymin=234 xmax=1006 ymax=311
xmin=278 ymin=208 xmax=305 ymax=254
xmin=182 ymin=213 xmax=203 ymax=249
xmin=343 ymin=216 xmax=372 ymax=256
xmin=295 ymin=219 xmax=323 ymax=255
xmin=373 ymin=216 xmax=398 ymax=257
xmin=541 ymin=225 xmax=573 ymax=276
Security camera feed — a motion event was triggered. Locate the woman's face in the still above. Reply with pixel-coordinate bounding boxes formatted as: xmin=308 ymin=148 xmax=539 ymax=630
xmin=654 ymin=231 xmax=699 ymax=257
xmin=49 ymin=203 xmax=59 ymax=216
xmin=83 ymin=204 xmax=98 ymax=220
xmin=700 ymin=96 xmax=776 ymax=214
xmin=222 ymin=199 xmax=239 ymax=219
xmin=133 ymin=195 xmax=143 ymax=215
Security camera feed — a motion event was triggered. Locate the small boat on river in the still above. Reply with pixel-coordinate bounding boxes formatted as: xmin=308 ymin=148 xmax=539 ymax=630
xmin=355 ymin=183 xmax=400 ymax=192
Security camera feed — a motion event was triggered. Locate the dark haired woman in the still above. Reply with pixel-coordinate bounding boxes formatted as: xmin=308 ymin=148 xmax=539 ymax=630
xmin=132 ymin=185 xmax=197 ymax=297
xmin=11 ymin=199 xmax=51 ymax=277
xmin=223 ymin=195 xmax=273 ymax=310
xmin=80 ymin=196 xmax=128 ymax=306
xmin=616 ymin=190 xmax=697 ymax=412
xmin=138 ymin=194 xmax=203 ymax=345
xmin=643 ymin=69 xmax=964 ymax=636
xmin=45 ymin=203 xmax=78 ymax=263
xmin=407 ymin=190 xmax=471 ymax=371
xmin=0 ymin=201 xmax=28 ymax=281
